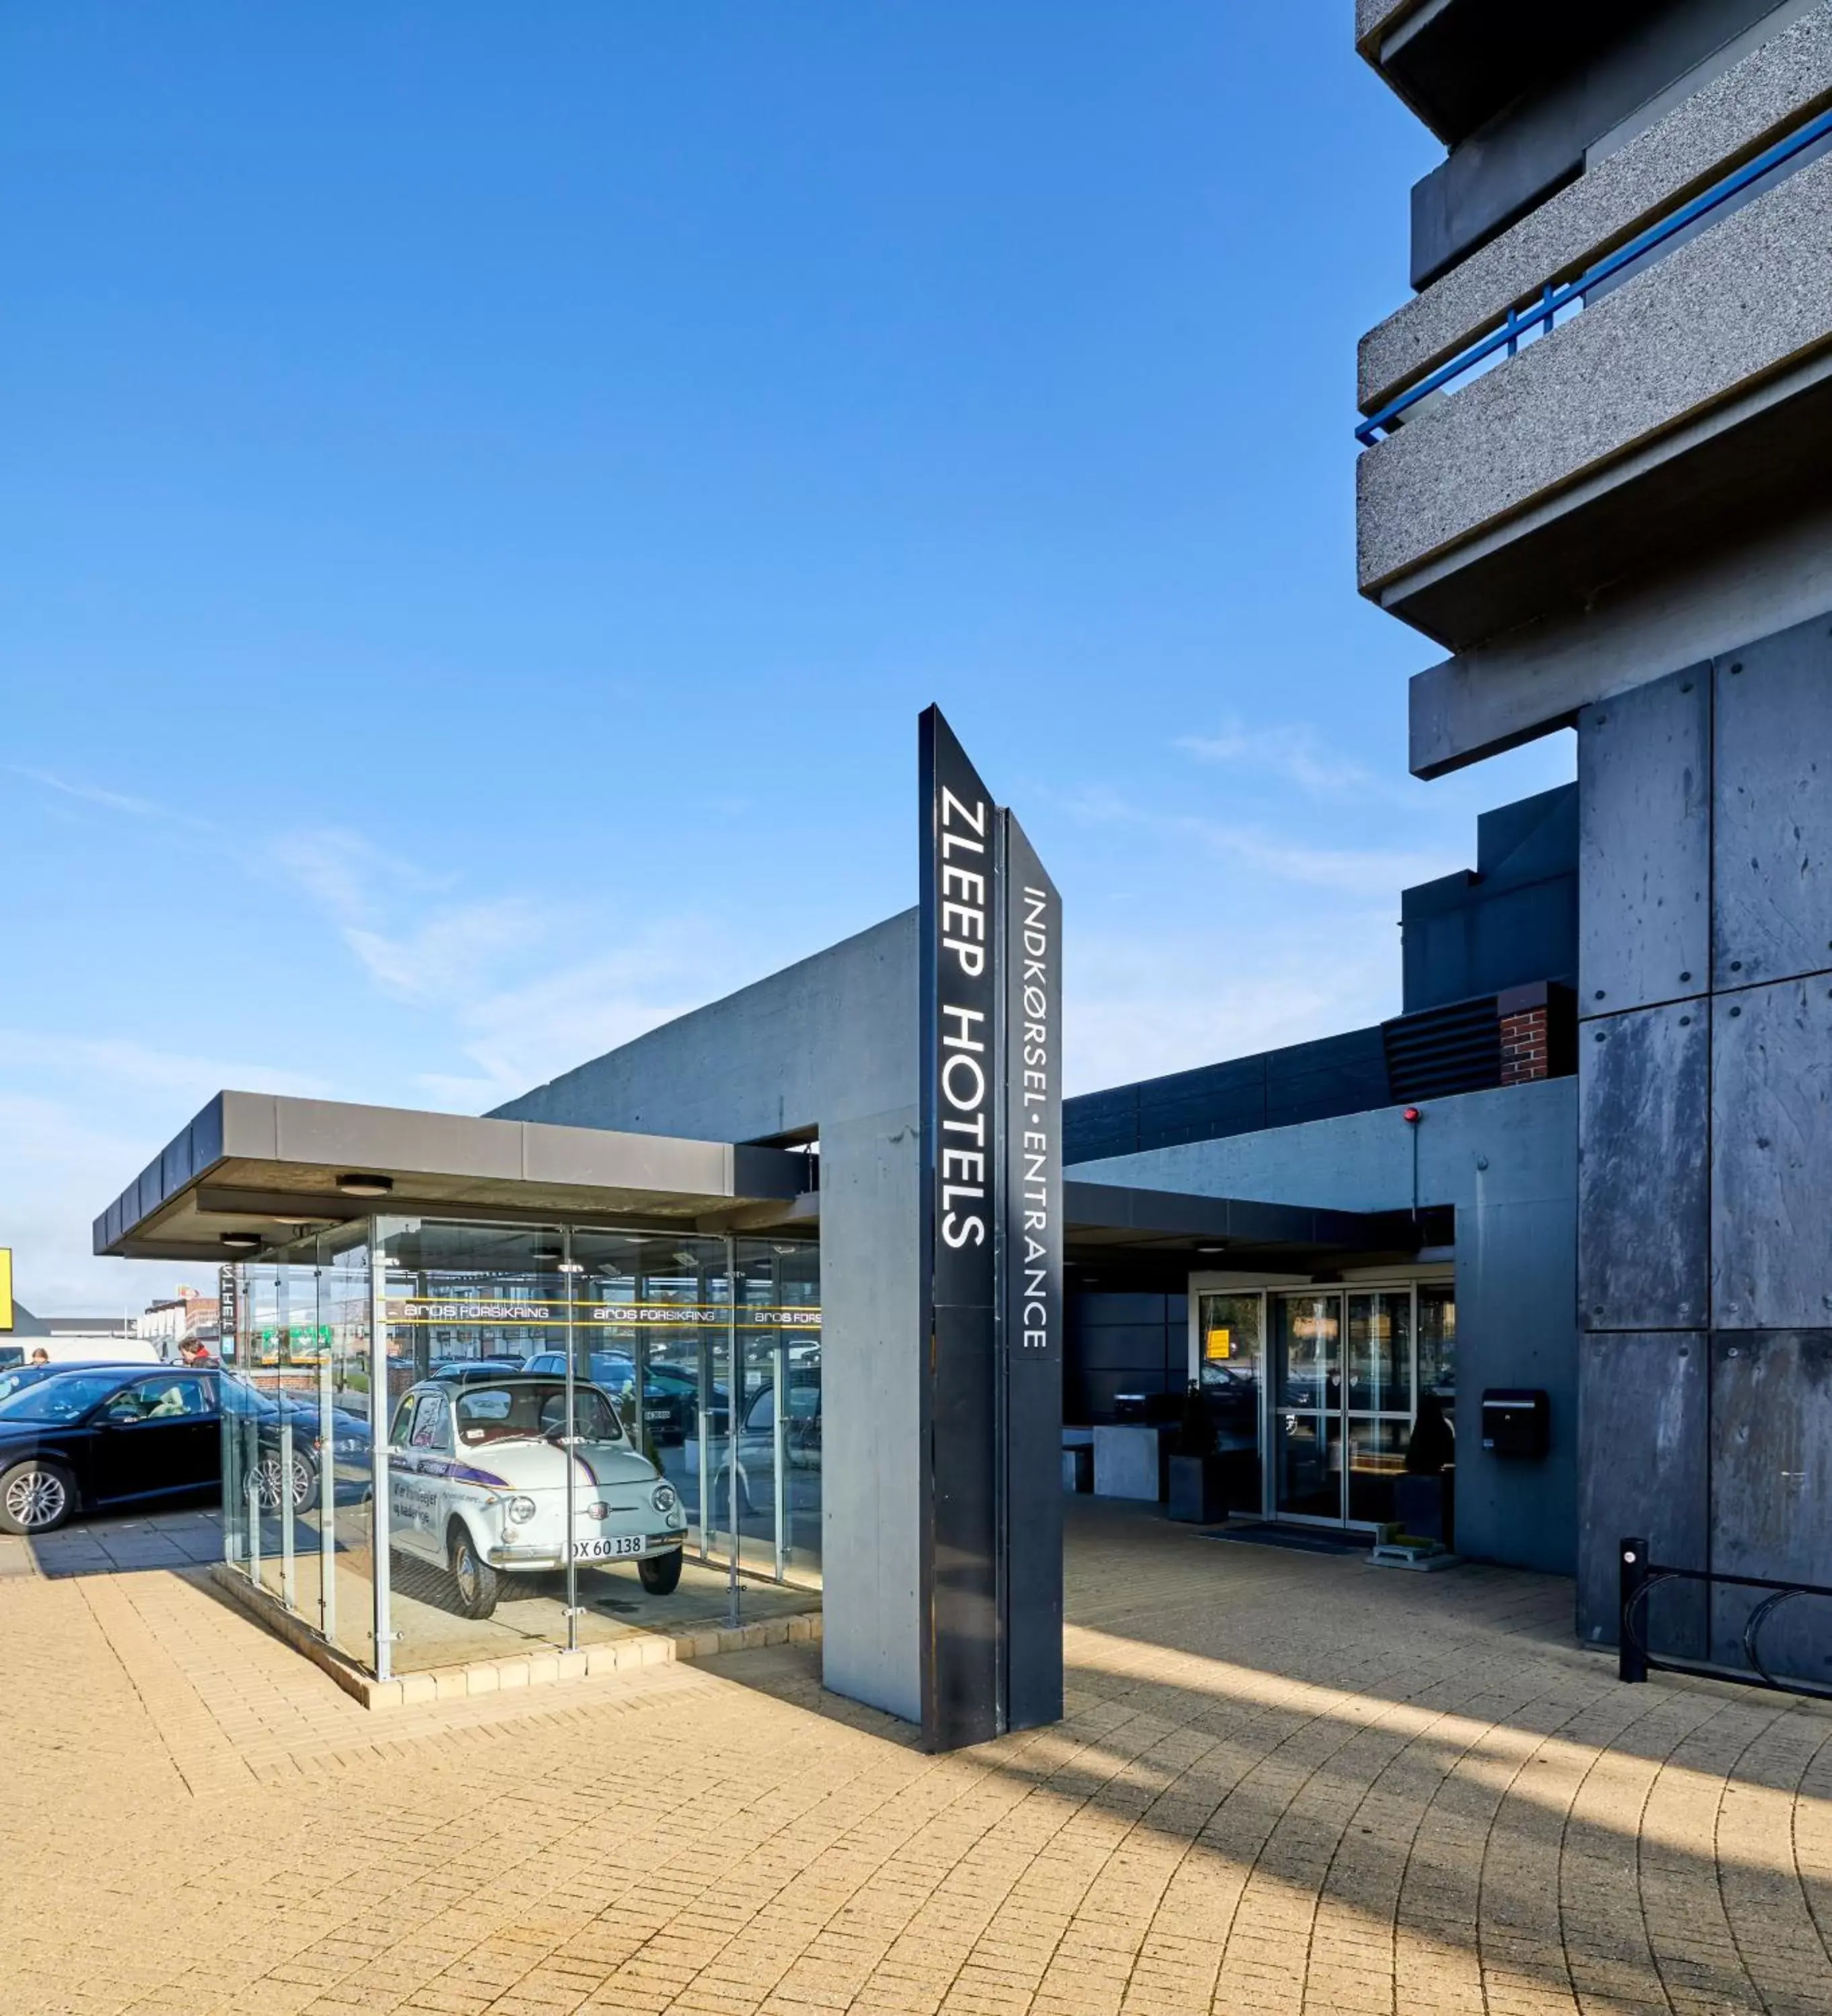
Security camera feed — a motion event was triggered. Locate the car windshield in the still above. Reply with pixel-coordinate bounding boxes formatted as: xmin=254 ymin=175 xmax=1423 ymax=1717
xmin=0 ymin=1369 xmax=136 ymax=1423
xmin=452 ymin=1382 xmax=624 ymax=1447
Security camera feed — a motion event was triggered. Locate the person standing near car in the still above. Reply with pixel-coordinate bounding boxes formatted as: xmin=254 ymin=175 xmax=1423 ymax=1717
xmin=178 ymin=1338 xmax=214 ymax=1368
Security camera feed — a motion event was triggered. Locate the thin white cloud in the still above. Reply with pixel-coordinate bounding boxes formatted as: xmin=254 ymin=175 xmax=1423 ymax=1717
xmin=1055 ymin=783 xmax=1448 ymax=896
xmin=1063 ymin=920 xmax=1397 ymax=1096
xmin=0 ymin=1030 xmax=333 ymax=1103
xmin=7 ymin=765 xmax=218 ymax=831
xmin=271 ymin=823 xmax=763 ymax=1111
xmin=0 ymin=1092 xmax=198 ymax=1314
xmin=1176 ymin=722 xmax=1391 ymax=798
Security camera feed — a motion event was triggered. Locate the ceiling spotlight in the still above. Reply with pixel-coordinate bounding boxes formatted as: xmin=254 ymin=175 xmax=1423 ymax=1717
xmin=336 ymin=1172 xmax=394 ymax=1198
xmin=219 ymin=1231 xmax=263 ymax=1253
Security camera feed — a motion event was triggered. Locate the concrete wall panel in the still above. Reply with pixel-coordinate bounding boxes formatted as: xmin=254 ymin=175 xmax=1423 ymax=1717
xmin=1578 ymin=1003 xmax=1709 ymax=1331
xmin=1575 ymin=1331 xmax=1707 ymax=1648
xmin=1712 ymin=616 xmax=1832 ymax=989
xmin=1456 ymin=1193 xmax=1578 ymax=1576
xmin=1711 ymin=979 xmax=1832 ymax=1329
xmin=1577 ymin=665 xmax=1710 ymax=1016
xmin=1709 ymin=1331 xmax=1832 ymax=1681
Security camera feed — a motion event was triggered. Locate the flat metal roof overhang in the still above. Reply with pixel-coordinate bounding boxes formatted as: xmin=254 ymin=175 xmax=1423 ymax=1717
xmin=1065 ymin=1181 xmax=1427 ymax=1282
xmin=95 ymin=1092 xmax=818 ymax=1263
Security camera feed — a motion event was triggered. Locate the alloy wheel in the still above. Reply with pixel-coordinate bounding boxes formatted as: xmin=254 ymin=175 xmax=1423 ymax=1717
xmin=254 ymin=1451 xmax=313 ymax=1513
xmin=4 ymin=1467 xmax=67 ymax=1531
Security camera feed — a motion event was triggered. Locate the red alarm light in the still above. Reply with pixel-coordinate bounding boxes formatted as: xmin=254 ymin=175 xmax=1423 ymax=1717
xmin=1402 ymin=1106 xmax=1422 ymax=1124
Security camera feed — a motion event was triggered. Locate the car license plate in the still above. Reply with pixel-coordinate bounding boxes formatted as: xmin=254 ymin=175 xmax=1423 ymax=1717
xmin=572 ymin=1536 xmax=644 ymax=1560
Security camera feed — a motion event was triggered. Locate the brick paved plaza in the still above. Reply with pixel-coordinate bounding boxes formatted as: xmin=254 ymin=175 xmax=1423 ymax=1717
xmin=2 ymin=1498 xmax=1828 ymax=2016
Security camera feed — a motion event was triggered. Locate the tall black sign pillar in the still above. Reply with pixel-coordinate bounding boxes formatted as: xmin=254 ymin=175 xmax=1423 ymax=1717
xmin=918 ymin=706 xmax=1063 ymax=1751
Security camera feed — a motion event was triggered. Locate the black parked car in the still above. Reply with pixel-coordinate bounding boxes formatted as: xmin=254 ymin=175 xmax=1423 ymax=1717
xmin=0 ymin=1366 xmax=368 ymax=1536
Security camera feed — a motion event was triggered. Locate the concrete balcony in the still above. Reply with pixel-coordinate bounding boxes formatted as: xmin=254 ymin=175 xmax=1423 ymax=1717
xmin=1356 ymin=145 xmax=1832 ymax=652
xmin=1355 ymin=0 xmax=1668 ymax=146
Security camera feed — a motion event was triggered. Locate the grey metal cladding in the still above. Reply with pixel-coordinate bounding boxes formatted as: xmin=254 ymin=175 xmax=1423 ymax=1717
xmin=190 ymin=1094 xmax=226 ymax=1173
xmin=1712 ymin=615 xmax=1832 ymax=989
xmin=1578 ymin=665 xmax=1710 ymax=1017
xmin=1578 ymin=1002 xmax=1708 ymax=1330
xmin=1575 ymin=1332 xmax=1707 ymax=1649
xmin=1708 ymin=1330 xmax=1832 ymax=1679
xmin=1711 ymin=979 xmax=1832 ymax=1327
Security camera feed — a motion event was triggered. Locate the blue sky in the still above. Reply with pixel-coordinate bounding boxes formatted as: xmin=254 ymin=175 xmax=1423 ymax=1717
xmin=3 ymin=5 xmax=1573 ymax=1311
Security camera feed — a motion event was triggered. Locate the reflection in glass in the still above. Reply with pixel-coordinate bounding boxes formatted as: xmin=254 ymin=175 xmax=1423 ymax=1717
xmin=1347 ymin=1291 xmax=1413 ymax=1413
xmin=1274 ymin=1294 xmax=1342 ymax=1518
xmin=220 ymin=1218 xmax=821 ymax=1679
xmin=1197 ymin=1291 xmax=1262 ymax=1513
xmin=1347 ymin=1417 xmax=1410 ymax=1523
xmin=1417 ymin=1284 xmax=1456 ymax=1399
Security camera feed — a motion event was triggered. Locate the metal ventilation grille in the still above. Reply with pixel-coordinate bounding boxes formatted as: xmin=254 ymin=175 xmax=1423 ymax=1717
xmin=1381 ymin=995 xmax=1501 ymax=1103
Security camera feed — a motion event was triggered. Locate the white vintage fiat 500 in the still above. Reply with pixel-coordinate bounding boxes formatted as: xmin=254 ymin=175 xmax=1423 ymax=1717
xmin=386 ymin=1376 xmax=687 ymax=1618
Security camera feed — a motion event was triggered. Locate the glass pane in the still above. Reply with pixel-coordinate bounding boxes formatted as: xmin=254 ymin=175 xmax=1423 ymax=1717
xmin=1197 ymin=1292 xmax=1261 ymax=1515
xmin=1417 ymin=1284 xmax=1456 ymax=1400
xmin=567 ymin=1230 xmax=720 ymax=1633
xmin=378 ymin=1220 xmax=576 ymax=1671
xmin=1347 ymin=1417 xmax=1410 ymax=1524
xmin=1278 ymin=1411 xmax=1343 ymax=1520
xmin=1347 ymin=1291 xmax=1413 ymax=1414
xmin=757 ymin=1238 xmax=821 ymax=1585
xmin=1274 ymin=1294 xmax=1341 ymax=1519
xmin=1274 ymin=1294 xmax=1339 ymax=1411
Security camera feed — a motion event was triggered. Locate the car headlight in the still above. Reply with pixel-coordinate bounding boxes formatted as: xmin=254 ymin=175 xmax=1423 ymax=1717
xmin=505 ymin=1496 xmax=538 ymax=1524
xmin=651 ymin=1482 xmax=678 ymax=1515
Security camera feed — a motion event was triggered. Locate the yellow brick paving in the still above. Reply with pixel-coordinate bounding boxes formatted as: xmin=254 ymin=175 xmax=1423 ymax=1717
xmin=2 ymin=1499 xmax=1829 ymax=2016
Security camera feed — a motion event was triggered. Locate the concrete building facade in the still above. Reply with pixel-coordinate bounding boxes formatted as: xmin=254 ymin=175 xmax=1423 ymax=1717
xmin=1356 ymin=0 xmax=1832 ymax=1662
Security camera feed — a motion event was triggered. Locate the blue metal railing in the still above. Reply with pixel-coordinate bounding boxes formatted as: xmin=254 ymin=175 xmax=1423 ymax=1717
xmin=1356 ymin=102 xmax=1832 ymax=446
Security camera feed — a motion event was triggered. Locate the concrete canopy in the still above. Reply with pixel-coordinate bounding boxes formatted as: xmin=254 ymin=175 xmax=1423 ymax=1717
xmin=1065 ymin=1181 xmax=1427 ymax=1288
xmin=93 ymin=1091 xmax=816 ymax=1264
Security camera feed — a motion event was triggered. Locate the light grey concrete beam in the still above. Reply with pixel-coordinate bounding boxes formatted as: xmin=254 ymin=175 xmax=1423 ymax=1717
xmin=1360 ymin=1 xmax=1832 ymax=413
xmin=1407 ymin=504 xmax=1832 ymax=776
xmin=1358 ymin=150 xmax=1832 ymax=599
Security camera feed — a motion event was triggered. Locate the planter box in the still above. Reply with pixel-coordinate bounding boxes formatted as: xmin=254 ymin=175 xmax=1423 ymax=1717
xmin=1167 ymin=1453 xmax=1230 ymax=1524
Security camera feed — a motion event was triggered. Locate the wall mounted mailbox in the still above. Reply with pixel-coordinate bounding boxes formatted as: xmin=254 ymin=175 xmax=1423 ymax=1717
xmin=1481 ymin=1388 xmax=1550 ymax=1459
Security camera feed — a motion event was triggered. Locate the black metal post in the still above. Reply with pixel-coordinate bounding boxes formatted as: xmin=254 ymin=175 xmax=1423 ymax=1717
xmin=1619 ymin=1537 xmax=1650 ymax=1683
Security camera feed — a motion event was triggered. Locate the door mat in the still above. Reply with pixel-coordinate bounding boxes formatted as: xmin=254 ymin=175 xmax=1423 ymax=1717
xmin=1201 ymin=1525 xmax=1372 ymax=1558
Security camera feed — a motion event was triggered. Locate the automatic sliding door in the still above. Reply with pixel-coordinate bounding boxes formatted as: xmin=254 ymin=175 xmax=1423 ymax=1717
xmin=1346 ymin=1290 xmax=1413 ymax=1525
xmin=1273 ymin=1293 xmax=1341 ymax=1520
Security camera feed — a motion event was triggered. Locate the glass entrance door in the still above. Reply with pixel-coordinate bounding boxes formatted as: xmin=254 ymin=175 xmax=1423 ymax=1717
xmin=1265 ymin=1284 xmax=1440 ymax=1526
xmin=1273 ymin=1292 xmax=1343 ymax=1519
xmin=1345 ymin=1290 xmax=1413 ymax=1524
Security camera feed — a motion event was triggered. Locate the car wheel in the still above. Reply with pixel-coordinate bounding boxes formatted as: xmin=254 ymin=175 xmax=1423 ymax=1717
xmin=448 ymin=1521 xmax=501 ymax=1620
xmin=638 ymin=1548 xmax=683 ymax=1595
xmin=0 ymin=1459 xmax=76 ymax=1536
xmin=254 ymin=1447 xmax=319 ymax=1516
